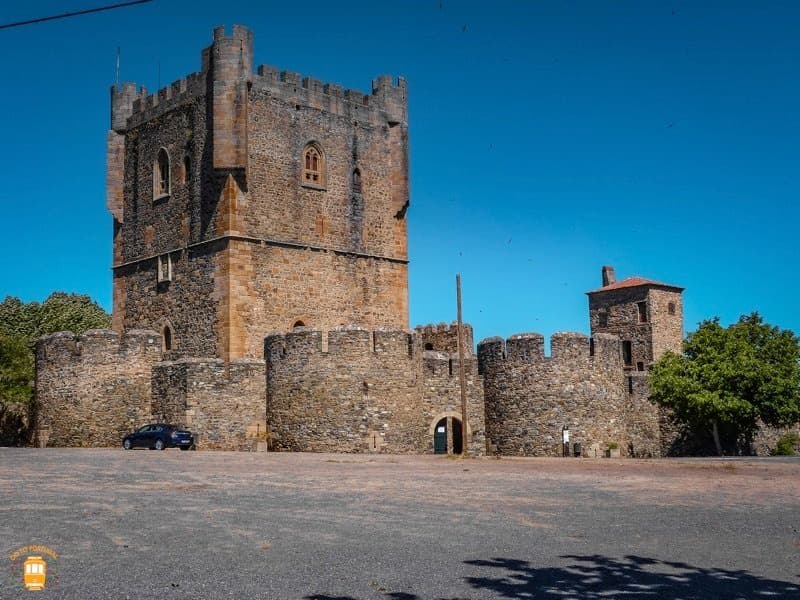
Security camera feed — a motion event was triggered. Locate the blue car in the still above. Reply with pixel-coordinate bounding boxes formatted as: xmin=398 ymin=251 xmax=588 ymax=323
xmin=122 ymin=424 xmax=195 ymax=451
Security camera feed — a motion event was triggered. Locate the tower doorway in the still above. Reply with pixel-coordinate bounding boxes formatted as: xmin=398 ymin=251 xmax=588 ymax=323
xmin=432 ymin=416 xmax=464 ymax=455
xmin=451 ymin=417 xmax=463 ymax=454
xmin=434 ymin=418 xmax=447 ymax=454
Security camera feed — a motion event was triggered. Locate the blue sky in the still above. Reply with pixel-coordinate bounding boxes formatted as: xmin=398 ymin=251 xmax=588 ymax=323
xmin=1 ymin=1 xmax=798 ymax=347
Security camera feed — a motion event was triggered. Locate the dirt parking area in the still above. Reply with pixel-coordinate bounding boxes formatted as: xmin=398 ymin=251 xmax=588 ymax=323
xmin=1 ymin=450 xmax=798 ymax=599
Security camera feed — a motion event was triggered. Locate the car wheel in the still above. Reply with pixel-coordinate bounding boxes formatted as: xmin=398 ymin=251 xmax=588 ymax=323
xmin=179 ymin=446 xmax=190 ymax=451
xmin=123 ymin=439 xmax=131 ymax=450
xmin=155 ymin=439 xmax=165 ymax=451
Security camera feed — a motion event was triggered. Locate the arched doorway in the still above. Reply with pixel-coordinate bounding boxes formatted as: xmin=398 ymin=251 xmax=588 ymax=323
xmin=433 ymin=418 xmax=447 ymax=454
xmin=432 ymin=416 xmax=464 ymax=455
xmin=451 ymin=417 xmax=463 ymax=454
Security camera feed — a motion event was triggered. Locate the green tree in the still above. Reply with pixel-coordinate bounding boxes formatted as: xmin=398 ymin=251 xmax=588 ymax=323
xmin=650 ymin=313 xmax=800 ymax=455
xmin=0 ymin=293 xmax=111 ymax=445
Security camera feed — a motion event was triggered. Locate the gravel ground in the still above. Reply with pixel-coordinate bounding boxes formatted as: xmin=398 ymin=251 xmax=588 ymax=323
xmin=1 ymin=449 xmax=798 ymax=599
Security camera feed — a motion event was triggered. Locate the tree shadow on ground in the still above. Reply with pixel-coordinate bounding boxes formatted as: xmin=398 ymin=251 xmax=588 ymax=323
xmin=306 ymin=554 xmax=799 ymax=599
xmin=464 ymin=555 xmax=800 ymax=599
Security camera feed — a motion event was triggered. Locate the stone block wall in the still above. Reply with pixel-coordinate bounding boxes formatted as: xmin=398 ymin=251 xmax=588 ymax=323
xmin=478 ymin=332 xmax=627 ymax=457
xmin=34 ymin=329 xmax=161 ymax=447
xmin=151 ymin=358 xmax=266 ymax=450
xmin=109 ymin=25 xmax=410 ymax=363
xmin=624 ymin=373 xmax=662 ymax=457
xmin=421 ymin=352 xmax=485 ymax=455
xmin=415 ymin=323 xmax=474 ymax=356
xmin=264 ymin=327 xmax=486 ymax=454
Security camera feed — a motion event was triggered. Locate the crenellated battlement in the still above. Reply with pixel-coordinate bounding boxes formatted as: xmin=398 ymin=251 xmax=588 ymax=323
xmin=34 ymin=329 xmax=162 ymax=448
xmin=477 ymin=331 xmax=621 ymax=367
xmin=253 ymin=65 xmax=407 ymax=126
xmin=265 ymin=327 xmax=416 ymax=363
xmin=36 ymin=328 xmax=161 ymax=362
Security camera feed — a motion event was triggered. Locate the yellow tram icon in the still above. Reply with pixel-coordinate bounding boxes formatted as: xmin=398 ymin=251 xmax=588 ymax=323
xmin=23 ymin=555 xmax=47 ymax=591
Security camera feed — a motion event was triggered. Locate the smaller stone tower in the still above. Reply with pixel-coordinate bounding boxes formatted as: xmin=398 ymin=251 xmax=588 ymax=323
xmin=587 ymin=266 xmax=684 ymax=456
xmin=587 ymin=266 xmax=684 ymax=371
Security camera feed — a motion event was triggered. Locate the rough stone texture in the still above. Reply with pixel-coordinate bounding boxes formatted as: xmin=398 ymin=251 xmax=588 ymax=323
xmin=753 ymin=424 xmax=800 ymax=456
xmin=152 ymin=358 xmax=266 ymax=450
xmin=588 ymin=272 xmax=686 ymax=456
xmin=414 ymin=322 xmax=474 ymax=356
xmin=34 ymin=329 xmax=161 ymax=447
xmin=109 ymin=25 xmax=409 ymax=361
xmin=588 ymin=285 xmax=683 ymax=369
xmin=478 ymin=332 xmax=626 ymax=457
xmin=623 ymin=373 xmax=662 ymax=457
xmin=265 ymin=328 xmax=485 ymax=455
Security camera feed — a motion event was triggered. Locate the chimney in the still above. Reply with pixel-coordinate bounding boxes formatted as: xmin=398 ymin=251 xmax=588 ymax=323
xmin=602 ymin=266 xmax=616 ymax=287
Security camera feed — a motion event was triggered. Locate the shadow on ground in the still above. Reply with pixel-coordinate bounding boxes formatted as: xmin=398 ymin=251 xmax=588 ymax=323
xmin=306 ymin=554 xmax=800 ymax=599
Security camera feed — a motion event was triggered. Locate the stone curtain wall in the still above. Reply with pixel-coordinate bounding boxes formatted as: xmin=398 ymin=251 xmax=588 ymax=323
xmin=34 ymin=329 xmax=161 ymax=447
xmin=265 ymin=328 xmax=486 ymax=455
xmin=152 ymin=358 xmax=265 ymax=450
xmin=478 ymin=332 xmax=627 ymax=457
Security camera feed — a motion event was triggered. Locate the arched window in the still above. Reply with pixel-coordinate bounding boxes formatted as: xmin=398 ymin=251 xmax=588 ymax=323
xmin=352 ymin=168 xmax=362 ymax=193
xmin=292 ymin=320 xmax=306 ymax=330
xmin=154 ymin=148 xmax=170 ymax=198
xmin=302 ymin=143 xmax=325 ymax=187
xmin=163 ymin=325 xmax=173 ymax=352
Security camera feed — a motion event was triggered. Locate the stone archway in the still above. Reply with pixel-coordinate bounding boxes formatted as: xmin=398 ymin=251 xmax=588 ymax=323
xmin=429 ymin=412 xmax=471 ymax=455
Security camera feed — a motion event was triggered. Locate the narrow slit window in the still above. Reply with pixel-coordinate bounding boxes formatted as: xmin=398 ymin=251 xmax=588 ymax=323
xmin=668 ymin=302 xmax=676 ymax=315
xmin=163 ymin=326 xmax=172 ymax=352
xmin=352 ymin=168 xmax=362 ymax=193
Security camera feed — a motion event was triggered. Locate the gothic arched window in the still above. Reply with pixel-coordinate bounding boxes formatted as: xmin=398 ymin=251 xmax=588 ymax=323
xmin=302 ymin=143 xmax=325 ymax=187
xmin=352 ymin=168 xmax=362 ymax=193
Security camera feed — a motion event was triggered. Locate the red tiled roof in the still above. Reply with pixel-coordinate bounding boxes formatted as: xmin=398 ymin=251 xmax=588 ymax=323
xmin=587 ymin=276 xmax=684 ymax=294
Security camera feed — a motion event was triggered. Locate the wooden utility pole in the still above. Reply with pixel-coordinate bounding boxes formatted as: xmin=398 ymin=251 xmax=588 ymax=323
xmin=456 ymin=274 xmax=468 ymax=456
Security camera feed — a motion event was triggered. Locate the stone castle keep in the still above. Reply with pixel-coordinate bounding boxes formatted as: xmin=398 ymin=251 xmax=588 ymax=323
xmin=34 ymin=25 xmax=686 ymax=456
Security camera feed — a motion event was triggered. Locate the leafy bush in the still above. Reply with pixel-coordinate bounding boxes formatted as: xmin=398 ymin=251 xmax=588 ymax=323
xmin=772 ymin=433 xmax=799 ymax=456
xmin=607 ymin=442 xmax=619 ymax=450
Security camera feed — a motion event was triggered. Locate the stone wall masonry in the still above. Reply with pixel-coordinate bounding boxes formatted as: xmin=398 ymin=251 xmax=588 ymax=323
xmin=421 ymin=352 xmax=485 ymax=455
xmin=265 ymin=327 xmax=486 ymax=454
xmin=648 ymin=288 xmax=684 ymax=361
xmin=415 ymin=323 xmax=474 ymax=356
xmin=34 ymin=329 xmax=162 ymax=447
xmin=478 ymin=332 xmax=627 ymax=457
xmin=589 ymin=285 xmax=683 ymax=368
xmin=239 ymin=244 xmax=408 ymax=358
xmin=152 ymin=358 xmax=266 ymax=450
xmin=252 ymin=66 xmax=406 ymax=128
xmin=624 ymin=373 xmax=662 ymax=457
xmin=114 ymin=243 xmax=221 ymax=359
xmin=245 ymin=86 xmax=409 ymax=262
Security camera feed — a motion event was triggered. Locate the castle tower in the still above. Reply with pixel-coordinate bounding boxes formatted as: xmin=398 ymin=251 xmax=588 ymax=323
xmin=107 ymin=25 xmax=410 ymax=361
xmin=587 ymin=266 xmax=684 ymax=371
xmin=587 ymin=266 xmax=684 ymax=457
